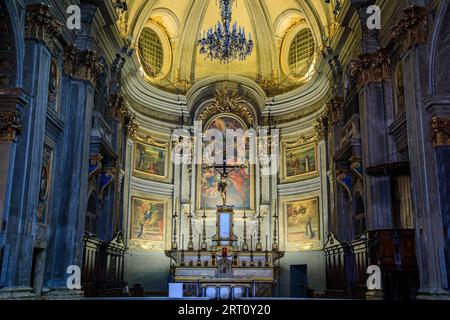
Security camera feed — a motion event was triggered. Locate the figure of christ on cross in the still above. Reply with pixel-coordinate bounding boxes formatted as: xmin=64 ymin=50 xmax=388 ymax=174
xmin=212 ymin=159 xmax=246 ymax=206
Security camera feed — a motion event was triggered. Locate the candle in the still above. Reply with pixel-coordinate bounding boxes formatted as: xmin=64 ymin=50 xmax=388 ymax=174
xmin=182 ymin=234 xmax=184 ymax=250
xmin=266 ymin=235 xmax=268 ymax=251
xmin=250 ymin=235 xmax=253 ymax=251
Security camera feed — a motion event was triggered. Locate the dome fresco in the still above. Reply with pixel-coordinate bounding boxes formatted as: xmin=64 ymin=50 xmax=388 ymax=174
xmin=124 ymin=0 xmax=331 ymax=95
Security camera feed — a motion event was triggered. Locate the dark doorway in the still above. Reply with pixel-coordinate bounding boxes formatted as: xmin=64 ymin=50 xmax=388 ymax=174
xmin=290 ymin=265 xmax=308 ymax=298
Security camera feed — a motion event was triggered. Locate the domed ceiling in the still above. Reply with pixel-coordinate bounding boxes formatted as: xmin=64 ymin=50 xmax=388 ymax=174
xmin=119 ymin=0 xmax=335 ymax=96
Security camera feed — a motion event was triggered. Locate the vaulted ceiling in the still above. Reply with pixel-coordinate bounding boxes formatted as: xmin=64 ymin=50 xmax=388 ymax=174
xmin=119 ymin=0 xmax=335 ymax=95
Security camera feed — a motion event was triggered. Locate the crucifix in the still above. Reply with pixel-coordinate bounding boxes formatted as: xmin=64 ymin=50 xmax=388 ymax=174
xmin=208 ymin=139 xmax=246 ymax=206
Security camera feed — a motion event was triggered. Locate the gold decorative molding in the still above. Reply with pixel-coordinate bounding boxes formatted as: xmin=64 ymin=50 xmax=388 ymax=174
xmin=63 ymin=46 xmax=104 ymax=84
xmin=349 ymin=50 xmax=390 ymax=85
xmin=325 ymin=97 xmax=344 ymax=125
xmin=108 ymin=92 xmax=127 ymax=120
xmin=431 ymin=117 xmax=450 ymax=148
xmin=125 ymin=115 xmax=139 ymax=141
xmin=198 ymin=86 xmax=254 ymax=127
xmin=25 ymin=3 xmax=63 ymax=50
xmin=314 ymin=113 xmax=329 ymax=141
xmin=0 ymin=88 xmax=28 ymax=142
xmin=276 ymin=18 xmax=306 ymax=49
xmin=392 ymin=6 xmax=428 ymax=54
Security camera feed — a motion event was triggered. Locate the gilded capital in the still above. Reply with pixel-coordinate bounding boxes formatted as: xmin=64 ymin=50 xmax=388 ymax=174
xmin=349 ymin=50 xmax=390 ymax=85
xmin=431 ymin=117 xmax=450 ymax=148
xmin=25 ymin=3 xmax=63 ymax=49
xmin=0 ymin=88 xmax=28 ymax=142
xmin=63 ymin=46 xmax=104 ymax=84
xmin=314 ymin=113 xmax=329 ymax=141
xmin=325 ymin=97 xmax=344 ymax=125
xmin=392 ymin=6 xmax=428 ymax=54
xmin=108 ymin=92 xmax=127 ymax=121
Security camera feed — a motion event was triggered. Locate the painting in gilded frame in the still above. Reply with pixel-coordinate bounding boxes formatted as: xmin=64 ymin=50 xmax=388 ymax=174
xmin=196 ymin=115 xmax=254 ymax=212
xmin=281 ymin=141 xmax=318 ymax=183
xmin=130 ymin=197 xmax=164 ymax=242
xmin=133 ymin=135 xmax=170 ymax=182
xmin=285 ymin=197 xmax=320 ymax=251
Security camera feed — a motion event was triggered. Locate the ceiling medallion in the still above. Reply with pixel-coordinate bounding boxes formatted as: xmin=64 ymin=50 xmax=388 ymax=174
xmin=198 ymin=0 xmax=254 ymax=63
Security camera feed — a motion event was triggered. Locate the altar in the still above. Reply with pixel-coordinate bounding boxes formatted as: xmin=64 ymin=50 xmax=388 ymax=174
xmin=166 ymin=203 xmax=284 ymax=299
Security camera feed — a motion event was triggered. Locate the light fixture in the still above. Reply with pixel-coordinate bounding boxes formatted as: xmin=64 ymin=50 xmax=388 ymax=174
xmin=198 ymin=0 xmax=253 ymax=64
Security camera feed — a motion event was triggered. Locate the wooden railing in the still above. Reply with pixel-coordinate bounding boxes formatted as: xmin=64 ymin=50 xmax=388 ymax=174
xmin=81 ymin=232 xmax=127 ymax=297
xmin=324 ymin=230 xmax=419 ymax=299
xmin=324 ymin=237 xmax=369 ymax=299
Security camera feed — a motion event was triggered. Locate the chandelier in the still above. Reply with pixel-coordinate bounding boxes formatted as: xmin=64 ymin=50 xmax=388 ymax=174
xmin=198 ymin=0 xmax=254 ymax=63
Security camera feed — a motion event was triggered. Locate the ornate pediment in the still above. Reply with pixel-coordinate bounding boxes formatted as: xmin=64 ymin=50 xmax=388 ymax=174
xmin=198 ymin=87 xmax=254 ymax=127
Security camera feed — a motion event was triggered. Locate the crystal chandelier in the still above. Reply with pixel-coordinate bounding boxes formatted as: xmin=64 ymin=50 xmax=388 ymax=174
xmin=198 ymin=0 xmax=254 ymax=63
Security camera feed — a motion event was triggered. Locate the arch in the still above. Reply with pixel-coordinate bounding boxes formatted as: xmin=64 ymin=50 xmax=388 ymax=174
xmin=85 ymin=190 xmax=99 ymax=236
xmin=0 ymin=0 xmax=20 ymax=88
xmin=430 ymin=1 xmax=450 ymax=95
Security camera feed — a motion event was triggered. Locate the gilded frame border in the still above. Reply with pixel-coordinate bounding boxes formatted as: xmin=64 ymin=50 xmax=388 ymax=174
xmin=128 ymin=194 xmax=171 ymax=252
xmin=280 ymin=139 xmax=319 ymax=183
xmin=132 ymin=131 xmax=172 ymax=183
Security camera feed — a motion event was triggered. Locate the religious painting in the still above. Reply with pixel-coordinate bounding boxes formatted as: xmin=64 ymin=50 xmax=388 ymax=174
xmin=285 ymin=197 xmax=320 ymax=251
xmin=197 ymin=115 xmax=254 ymax=211
xmin=132 ymin=134 xmax=170 ymax=182
xmin=130 ymin=197 xmax=164 ymax=241
xmin=281 ymin=141 xmax=318 ymax=183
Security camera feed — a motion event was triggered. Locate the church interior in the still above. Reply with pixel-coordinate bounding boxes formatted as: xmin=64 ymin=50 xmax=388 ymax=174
xmin=0 ymin=0 xmax=449 ymax=301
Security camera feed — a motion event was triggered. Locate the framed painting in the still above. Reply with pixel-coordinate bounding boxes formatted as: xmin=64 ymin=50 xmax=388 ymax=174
xmin=196 ymin=114 xmax=254 ymax=212
xmin=130 ymin=196 xmax=164 ymax=242
xmin=284 ymin=197 xmax=321 ymax=251
xmin=281 ymin=140 xmax=318 ymax=183
xmin=133 ymin=133 xmax=171 ymax=182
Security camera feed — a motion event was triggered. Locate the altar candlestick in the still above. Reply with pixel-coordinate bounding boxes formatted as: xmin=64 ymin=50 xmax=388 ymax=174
xmin=187 ymin=202 xmax=194 ymax=251
xmin=256 ymin=210 xmax=262 ymax=251
xmin=272 ymin=198 xmax=279 ymax=251
xmin=201 ymin=198 xmax=207 ymax=250
xmin=171 ymin=204 xmax=178 ymax=250
xmin=242 ymin=194 xmax=249 ymax=251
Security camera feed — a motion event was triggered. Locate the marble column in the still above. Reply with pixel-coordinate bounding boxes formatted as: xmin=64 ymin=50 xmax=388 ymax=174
xmin=0 ymin=3 xmax=61 ymax=299
xmin=392 ymin=4 xmax=449 ymax=298
xmin=350 ymin=1 xmax=394 ymax=231
xmin=43 ymin=46 xmax=102 ymax=298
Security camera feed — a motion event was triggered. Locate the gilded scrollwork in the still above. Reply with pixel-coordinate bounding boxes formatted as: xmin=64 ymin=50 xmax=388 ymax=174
xmin=63 ymin=46 xmax=104 ymax=84
xmin=392 ymin=6 xmax=428 ymax=54
xmin=25 ymin=3 xmax=63 ymax=51
xmin=431 ymin=117 xmax=450 ymax=148
xmin=349 ymin=50 xmax=390 ymax=85
xmin=198 ymin=86 xmax=254 ymax=127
